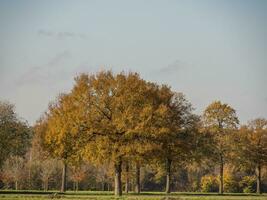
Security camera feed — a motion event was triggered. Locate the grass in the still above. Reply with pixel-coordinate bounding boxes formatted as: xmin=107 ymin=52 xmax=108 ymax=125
xmin=0 ymin=191 xmax=266 ymax=200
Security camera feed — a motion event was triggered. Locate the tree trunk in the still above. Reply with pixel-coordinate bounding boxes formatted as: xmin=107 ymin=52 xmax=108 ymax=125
xmin=165 ymin=158 xmax=172 ymax=194
xmin=132 ymin=179 xmax=135 ymax=191
xmin=28 ymin=151 xmax=32 ymax=189
xmin=219 ymin=156 xmax=224 ymax=194
xmin=125 ymin=162 xmax=129 ymax=193
xmin=61 ymin=162 xmax=67 ymax=192
xmin=44 ymin=179 xmax=48 ymax=191
xmin=135 ymin=161 xmax=141 ymax=194
xmin=114 ymin=160 xmax=122 ymax=196
xmin=46 ymin=180 xmax=48 ymax=191
xmin=102 ymin=181 xmax=105 ymax=191
xmin=15 ymin=181 xmax=18 ymax=190
xmin=256 ymin=164 xmax=261 ymax=194
xmin=28 ymin=164 xmax=31 ymax=189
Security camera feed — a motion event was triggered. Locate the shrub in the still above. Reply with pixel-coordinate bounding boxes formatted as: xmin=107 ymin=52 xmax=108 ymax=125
xmin=200 ymin=175 xmax=219 ymax=192
xmin=240 ymin=176 xmax=256 ymax=193
xmin=224 ymin=173 xmax=240 ymax=193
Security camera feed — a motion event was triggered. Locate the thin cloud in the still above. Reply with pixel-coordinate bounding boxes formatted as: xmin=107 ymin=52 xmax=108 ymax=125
xmin=37 ymin=30 xmax=53 ymax=37
xmin=16 ymin=51 xmax=72 ymax=86
xmin=38 ymin=29 xmax=87 ymax=39
xmin=159 ymin=60 xmax=186 ymax=74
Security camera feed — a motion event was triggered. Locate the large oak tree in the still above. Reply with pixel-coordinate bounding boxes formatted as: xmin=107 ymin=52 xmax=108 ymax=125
xmin=74 ymin=71 xmax=162 ymax=196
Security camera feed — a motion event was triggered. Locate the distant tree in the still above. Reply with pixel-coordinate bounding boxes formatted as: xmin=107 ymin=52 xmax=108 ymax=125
xmin=95 ymin=162 xmax=113 ymax=191
xmin=2 ymin=156 xmax=25 ymax=190
xmin=69 ymin=163 xmax=88 ymax=191
xmin=186 ymin=161 xmax=213 ymax=192
xmin=202 ymin=101 xmax=239 ymax=194
xmin=223 ymin=165 xmax=241 ymax=193
xmin=26 ymin=121 xmax=53 ymax=190
xmin=235 ymin=118 xmax=267 ymax=194
xmin=40 ymin=158 xmax=60 ymax=191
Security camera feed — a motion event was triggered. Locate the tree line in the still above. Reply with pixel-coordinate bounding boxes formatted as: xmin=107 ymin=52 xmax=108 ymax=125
xmin=0 ymin=71 xmax=266 ymax=196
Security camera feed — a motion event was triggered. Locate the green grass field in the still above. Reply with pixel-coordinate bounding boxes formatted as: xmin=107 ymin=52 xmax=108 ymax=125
xmin=0 ymin=191 xmax=267 ymax=200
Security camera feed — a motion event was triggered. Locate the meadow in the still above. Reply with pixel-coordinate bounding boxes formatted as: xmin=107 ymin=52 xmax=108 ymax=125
xmin=0 ymin=191 xmax=267 ymax=200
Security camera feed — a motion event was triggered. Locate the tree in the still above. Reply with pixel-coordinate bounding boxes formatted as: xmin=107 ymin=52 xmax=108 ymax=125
xmin=40 ymin=91 xmax=88 ymax=192
xmin=0 ymin=101 xmax=32 ymax=167
xmin=202 ymin=101 xmax=239 ymax=194
xmin=150 ymin=88 xmax=197 ymax=193
xmin=235 ymin=118 xmax=267 ymax=194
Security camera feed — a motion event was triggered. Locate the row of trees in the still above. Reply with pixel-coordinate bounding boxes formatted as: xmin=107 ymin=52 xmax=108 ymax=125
xmin=0 ymin=71 xmax=266 ymax=196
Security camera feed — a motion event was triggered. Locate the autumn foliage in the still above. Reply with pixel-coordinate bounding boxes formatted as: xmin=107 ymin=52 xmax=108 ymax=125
xmin=0 ymin=71 xmax=267 ymax=196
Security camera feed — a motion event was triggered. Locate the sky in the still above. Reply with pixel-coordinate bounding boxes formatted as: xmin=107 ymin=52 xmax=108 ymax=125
xmin=0 ymin=0 xmax=266 ymax=125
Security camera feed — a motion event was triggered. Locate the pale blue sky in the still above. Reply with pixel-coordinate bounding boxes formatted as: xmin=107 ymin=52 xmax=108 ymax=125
xmin=0 ymin=0 xmax=266 ymax=125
